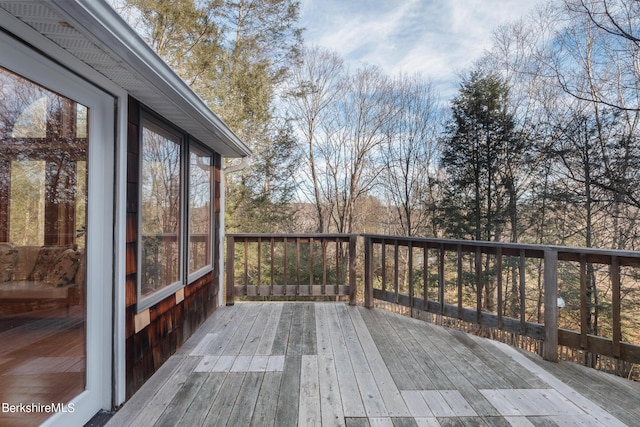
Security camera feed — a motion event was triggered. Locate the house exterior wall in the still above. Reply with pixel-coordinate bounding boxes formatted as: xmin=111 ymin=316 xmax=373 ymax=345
xmin=125 ymin=96 xmax=222 ymax=398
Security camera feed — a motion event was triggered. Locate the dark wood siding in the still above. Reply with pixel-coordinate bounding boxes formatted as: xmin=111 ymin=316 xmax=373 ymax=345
xmin=125 ymin=96 xmax=220 ymax=398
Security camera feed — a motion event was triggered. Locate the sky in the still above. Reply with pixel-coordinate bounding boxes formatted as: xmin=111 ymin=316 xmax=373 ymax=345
xmin=299 ymin=0 xmax=543 ymax=100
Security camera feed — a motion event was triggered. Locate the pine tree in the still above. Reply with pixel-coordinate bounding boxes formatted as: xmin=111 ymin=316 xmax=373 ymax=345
xmin=441 ymin=71 xmax=518 ymax=242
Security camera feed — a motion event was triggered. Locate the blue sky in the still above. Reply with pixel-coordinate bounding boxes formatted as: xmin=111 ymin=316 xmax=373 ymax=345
xmin=299 ymin=0 xmax=543 ymax=100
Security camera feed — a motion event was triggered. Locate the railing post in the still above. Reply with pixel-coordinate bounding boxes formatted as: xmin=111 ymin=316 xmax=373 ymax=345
xmin=364 ymin=235 xmax=374 ymax=308
xmin=349 ymin=234 xmax=357 ymax=306
xmin=543 ymin=249 xmax=558 ymax=362
xmin=226 ymin=235 xmax=235 ymax=306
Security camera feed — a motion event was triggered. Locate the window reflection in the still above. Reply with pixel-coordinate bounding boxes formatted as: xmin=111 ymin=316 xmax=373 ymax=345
xmin=189 ymin=145 xmax=212 ymax=274
xmin=140 ymin=119 xmax=181 ymax=296
xmin=0 ymin=67 xmax=87 ymax=426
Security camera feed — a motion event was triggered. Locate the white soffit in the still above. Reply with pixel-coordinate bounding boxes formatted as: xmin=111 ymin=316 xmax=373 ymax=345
xmin=0 ymin=0 xmax=250 ymax=158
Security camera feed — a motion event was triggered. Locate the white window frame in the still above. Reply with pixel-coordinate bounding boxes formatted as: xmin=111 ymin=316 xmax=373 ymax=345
xmin=187 ymin=140 xmax=215 ymax=283
xmin=136 ymin=113 xmax=215 ymax=312
xmin=137 ymin=112 xmax=185 ymax=310
xmin=0 ymin=30 xmax=114 ymax=427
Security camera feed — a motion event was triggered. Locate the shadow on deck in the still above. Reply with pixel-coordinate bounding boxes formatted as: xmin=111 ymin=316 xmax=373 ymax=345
xmin=108 ymin=302 xmax=640 ymax=426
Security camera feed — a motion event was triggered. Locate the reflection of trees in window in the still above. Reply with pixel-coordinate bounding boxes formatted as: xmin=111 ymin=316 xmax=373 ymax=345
xmin=9 ymin=161 xmax=45 ymax=245
xmin=1 ymin=66 xmax=88 ymax=247
xmin=140 ymin=121 xmax=181 ymax=295
xmin=189 ymin=146 xmax=212 ymax=274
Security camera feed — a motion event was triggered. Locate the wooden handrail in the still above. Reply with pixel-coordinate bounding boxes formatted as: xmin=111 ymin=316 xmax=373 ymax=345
xmin=226 ymin=234 xmax=356 ymax=306
xmin=361 ymin=234 xmax=640 ymax=365
xmin=225 ymin=233 xmax=640 ymax=367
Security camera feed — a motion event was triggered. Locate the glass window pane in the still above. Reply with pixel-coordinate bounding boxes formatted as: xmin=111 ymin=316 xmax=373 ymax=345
xmin=140 ymin=120 xmax=181 ymax=296
xmin=189 ymin=145 xmax=212 ymax=274
xmin=0 ymin=66 xmax=87 ymax=426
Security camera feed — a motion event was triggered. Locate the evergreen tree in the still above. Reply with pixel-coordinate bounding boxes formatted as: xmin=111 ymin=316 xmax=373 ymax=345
xmin=109 ymin=0 xmax=303 ymax=232
xmin=441 ymin=71 xmax=519 ymax=242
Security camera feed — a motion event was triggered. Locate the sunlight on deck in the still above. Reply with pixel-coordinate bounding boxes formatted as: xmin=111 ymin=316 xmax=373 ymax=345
xmin=108 ymin=302 xmax=639 ymax=426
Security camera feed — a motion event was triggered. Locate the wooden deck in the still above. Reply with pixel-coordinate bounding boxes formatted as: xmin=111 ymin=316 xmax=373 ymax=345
xmin=107 ymin=303 xmax=640 ymax=426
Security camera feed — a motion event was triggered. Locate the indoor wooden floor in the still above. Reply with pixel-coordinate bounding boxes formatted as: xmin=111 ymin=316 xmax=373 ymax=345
xmin=108 ymin=302 xmax=640 ymax=427
xmin=0 ymin=306 xmax=85 ymax=427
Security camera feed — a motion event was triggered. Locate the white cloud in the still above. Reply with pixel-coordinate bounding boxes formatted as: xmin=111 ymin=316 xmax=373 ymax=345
xmin=299 ymin=0 xmax=542 ymax=99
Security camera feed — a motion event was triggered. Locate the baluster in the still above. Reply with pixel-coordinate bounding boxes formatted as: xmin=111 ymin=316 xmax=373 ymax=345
xmin=457 ymin=244 xmax=463 ymax=320
xmin=475 ymin=246 xmax=482 ymax=324
xmin=543 ymin=249 xmax=558 ymax=362
xmin=496 ymin=247 xmax=503 ymax=329
xmin=580 ymin=253 xmax=587 ymax=349
xmin=394 ymin=239 xmax=399 ymax=304
xmin=611 ymin=256 xmax=621 ymax=358
xmin=226 ymin=235 xmax=235 ymax=306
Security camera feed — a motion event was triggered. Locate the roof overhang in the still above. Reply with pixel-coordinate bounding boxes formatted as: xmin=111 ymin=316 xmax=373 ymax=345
xmin=0 ymin=0 xmax=251 ymax=158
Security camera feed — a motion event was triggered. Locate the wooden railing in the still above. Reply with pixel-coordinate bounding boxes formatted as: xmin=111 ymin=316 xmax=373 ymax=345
xmin=226 ymin=234 xmax=357 ymax=305
xmin=225 ymin=233 xmax=640 ymax=367
xmin=363 ymin=235 xmax=640 ymax=366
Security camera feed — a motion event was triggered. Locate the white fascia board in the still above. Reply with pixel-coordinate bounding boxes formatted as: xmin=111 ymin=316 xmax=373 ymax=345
xmin=50 ymin=0 xmax=251 ymax=158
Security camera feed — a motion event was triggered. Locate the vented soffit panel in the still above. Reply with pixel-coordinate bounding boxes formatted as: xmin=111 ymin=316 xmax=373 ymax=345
xmin=0 ymin=0 xmax=250 ymax=158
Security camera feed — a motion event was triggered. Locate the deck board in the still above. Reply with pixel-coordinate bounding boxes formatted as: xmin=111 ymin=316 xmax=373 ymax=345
xmin=107 ymin=302 xmax=636 ymax=427
xmin=249 ymin=371 xmax=282 ymax=427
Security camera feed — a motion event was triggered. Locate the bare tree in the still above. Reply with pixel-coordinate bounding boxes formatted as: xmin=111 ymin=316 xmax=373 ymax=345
xmin=380 ymin=73 xmax=441 ymax=237
xmin=321 ymin=65 xmax=396 ymax=234
xmin=285 ymin=46 xmax=345 ymax=232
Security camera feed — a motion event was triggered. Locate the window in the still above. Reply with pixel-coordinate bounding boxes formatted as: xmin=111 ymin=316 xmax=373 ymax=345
xmin=138 ymin=112 xmax=214 ymax=308
xmin=189 ymin=145 xmax=213 ymax=276
xmin=140 ymin=118 xmax=182 ymax=298
xmin=0 ymin=65 xmax=90 ymax=423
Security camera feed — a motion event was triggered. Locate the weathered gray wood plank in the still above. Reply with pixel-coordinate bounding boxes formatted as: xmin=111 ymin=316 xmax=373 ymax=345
xmin=110 ymin=303 xmax=632 ymax=427
xmin=125 ymin=356 xmax=200 ymax=427
xmin=519 ymin=348 xmax=640 ymax=425
xmin=299 ymin=355 xmax=321 ymax=426
xmin=502 ymin=417 xmax=536 ymax=427
xmin=154 ymin=372 xmax=208 ymax=427
xmin=318 ymin=355 xmax=346 ymax=426
xmin=400 ymin=316 xmax=500 ymax=417
xmin=451 ymin=331 xmax=547 ymax=389
xmin=240 ymin=303 xmax=272 ymax=355
xmin=255 ymin=303 xmax=283 ymax=355
xmin=336 ymin=304 xmax=388 ymax=417
xmin=349 ymin=307 xmax=410 ymax=416
xmin=274 ymin=354 xmax=301 ymax=425
xmin=202 ymin=372 xmax=245 ymax=425
xmin=472 ymin=416 xmax=512 ymax=427
xmin=223 ymin=303 xmax=264 ymax=355
xmin=420 ymin=325 xmax=510 ymax=390
xmin=106 ymin=356 xmax=185 ymax=426
xmin=302 ymin=303 xmax=317 ymax=355
xmin=488 ymin=340 xmax=626 ymax=427
xmin=525 ymin=416 xmax=562 ymax=427
xmin=369 ymin=418 xmax=395 ymax=427
xmin=286 ymin=303 xmax=306 ymax=356
xmin=315 ymin=303 xmax=333 ymax=356
xmin=174 ymin=305 xmax=232 ymax=355
xmin=434 ymin=417 xmax=465 ymax=427
xmin=325 ymin=303 xmax=367 ymax=418
xmin=189 ymin=303 xmax=252 ymax=356
xmin=271 ymin=303 xmax=293 ymax=355
xmin=401 ymin=391 xmax=433 ymax=417
xmin=346 ymin=418 xmax=371 ymax=427
xmin=227 ymin=372 xmax=264 ymax=426
xmin=391 ymin=418 xmax=418 ymax=427
xmin=413 ymin=418 xmax=440 ymax=427
xmin=250 ymin=372 xmax=282 ymax=427
xmin=361 ymin=307 xmax=434 ymax=390
xmin=175 ymin=373 xmax=226 ymax=427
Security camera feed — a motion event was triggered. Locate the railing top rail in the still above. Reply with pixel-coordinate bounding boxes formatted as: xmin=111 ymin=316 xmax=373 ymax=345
xmin=227 ymin=233 xmax=353 ymax=239
xmin=225 ymin=232 xmax=640 ymax=265
xmin=361 ymin=233 xmax=640 ymax=265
